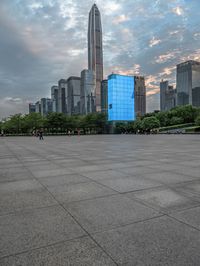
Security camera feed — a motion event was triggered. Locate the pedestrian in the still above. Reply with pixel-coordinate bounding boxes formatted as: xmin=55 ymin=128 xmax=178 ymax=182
xmin=39 ymin=130 xmax=44 ymax=140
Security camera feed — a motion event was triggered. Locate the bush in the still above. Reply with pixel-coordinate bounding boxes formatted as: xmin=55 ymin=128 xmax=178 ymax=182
xmin=195 ymin=116 xmax=200 ymax=126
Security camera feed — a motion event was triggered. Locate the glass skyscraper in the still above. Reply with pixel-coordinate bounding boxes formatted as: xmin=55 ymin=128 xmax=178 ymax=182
xmin=88 ymin=4 xmax=103 ymax=112
xmin=177 ymin=60 xmax=200 ymax=106
xmin=108 ymin=74 xmax=135 ymax=121
xmin=160 ymin=80 xmax=176 ymax=111
xmin=134 ymin=76 xmax=146 ymax=117
xmin=80 ymin=69 xmax=95 ymax=115
xmin=101 ymin=80 xmax=108 ymax=114
xmin=67 ymin=76 xmax=81 ymax=115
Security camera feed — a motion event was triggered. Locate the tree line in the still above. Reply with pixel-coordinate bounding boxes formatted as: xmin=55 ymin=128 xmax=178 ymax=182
xmin=1 ymin=105 xmax=200 ymax=135
xmin=0 ymin=113 xmax=107 ymax=135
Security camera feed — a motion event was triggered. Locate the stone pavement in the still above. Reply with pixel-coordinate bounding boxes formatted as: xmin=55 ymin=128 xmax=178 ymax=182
xmin=0 ymin=135 xmax=200 ymax=265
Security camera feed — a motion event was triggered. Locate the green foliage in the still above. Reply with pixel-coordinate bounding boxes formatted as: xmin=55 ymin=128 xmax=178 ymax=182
xmin=141 ymin=117 xmax=160 ymax=131
xmin=1 ymin=112 xmax=107 ymax=135
xmin=195 ymin=116 xmax=200 ymax=126
xmin=159 ymin=123 xmax=194 ymax=132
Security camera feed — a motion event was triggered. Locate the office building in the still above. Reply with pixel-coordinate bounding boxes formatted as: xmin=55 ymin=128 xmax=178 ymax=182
xmin=58 ymin=79 xmax=67 ymax=113
xmin=67 ymin=76 xmax=81 ymax=115
xmin=88 ymin=4 xmax=103 ymax=112
xmin=80 ymin=69 xmax=95 ymax=115
xmin=29 ymin=103 xmax=36 ymax=114
xmin=40 ymin=98 xmax=53 ymax=116
xmin=134 ymin=76 xmax=146 ymax=117
xmin=35 ymin=101 xmax=41 ymax=114
xmin=177 ymin=60 xmax=200 ymax=106
xmin=101 ymin=80 xmax=108 ymax=114
xmin=51 ymin=85 xmax=59 ymax=113
xmin=160 ymin=80 xmax=176 ymax=111
xmin=108 ymin=74 xmax=135 ymax=121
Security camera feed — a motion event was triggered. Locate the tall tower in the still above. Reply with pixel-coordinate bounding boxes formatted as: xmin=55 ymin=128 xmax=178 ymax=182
xmin=88 ymin=4 xmax=103 ymax=112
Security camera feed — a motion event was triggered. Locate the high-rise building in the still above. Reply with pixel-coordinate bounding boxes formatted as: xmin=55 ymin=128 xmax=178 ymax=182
xmin=67 ymin=76 xmax=81 ymax=115
xmin=88 ymin=4 xmax=103 ymax=112
xmin=108 ymin=74 xmax=135 ymax=121
xmin=40 ymin=98 xmax=53 ymax=116
xmin=160 ymin=80 xmax=176 ymax=111
xmin=134 ymin=76 xmax=146 ymax=117
xmin=101 ymin=80 xmax=108 ymax=114
xmin=177 ymin=60 xmax=200 ymax=106
xmin=35 ymin=101 xmax=41 ymax=114
xmin=29 ymin=103 xmax=36 ymax=114
xmin=80 ymin=69 xmax=95 ymax=115
xmin=51 ymin=85 xmax=59 ymax=113
xmin=58 ymin=79 xmax=67 ymax=113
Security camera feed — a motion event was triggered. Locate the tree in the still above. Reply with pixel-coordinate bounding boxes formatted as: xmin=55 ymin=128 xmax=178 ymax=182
xmin=46 ymin=113 xmax=66 ymax=132
xmin=142 ymin=117 xmax=160 ymax=132
xmin=195 ymin=116 xmax=200 ymax=126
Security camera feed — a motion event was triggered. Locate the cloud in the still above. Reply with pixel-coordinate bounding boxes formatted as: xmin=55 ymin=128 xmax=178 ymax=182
xmin=0 ymin=0 xmax=200 ymax=116
xmin=0 ymin=97 xmax=28 ymax=119
xmin=149 ymin=37 xmax=162 ymax=47
xmin=112 ymin=14 xmax=130 ymax=25
xmin=172 ymin=6 xmax=184 ymax=16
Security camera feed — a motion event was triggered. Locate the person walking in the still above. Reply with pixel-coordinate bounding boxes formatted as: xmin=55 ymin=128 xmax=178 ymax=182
xmin=39 ymin=130 xmax=44 ymax=140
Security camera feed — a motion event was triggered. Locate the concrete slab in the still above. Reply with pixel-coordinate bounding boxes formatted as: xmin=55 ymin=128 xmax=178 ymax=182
xmin=65 ymin=194 xmax=160 ymax=233
xmin=0 ymin=205 xmax=85 ymax=258
xmin=48 ymin=181 xmax=117 ymax=203
xmin=0 ymin=237 xmax=115 ymax=266
xmin=126 ymin=186 xmax=200 ymax=213
xmin=92 ymin=216 xmax=200 ymax=265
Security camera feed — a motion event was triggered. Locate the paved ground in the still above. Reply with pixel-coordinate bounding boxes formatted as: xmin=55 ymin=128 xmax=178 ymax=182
xmin=0 ymin=135 xmax=200 ymax=265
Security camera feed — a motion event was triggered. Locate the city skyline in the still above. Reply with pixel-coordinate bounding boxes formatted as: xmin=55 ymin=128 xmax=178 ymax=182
xmin=0 ymin=0 xmax=200 ymax=118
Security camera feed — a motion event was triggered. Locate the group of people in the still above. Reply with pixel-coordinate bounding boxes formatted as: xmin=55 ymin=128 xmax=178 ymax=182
xmin=32 ymin=130 xmax=44 ymax=140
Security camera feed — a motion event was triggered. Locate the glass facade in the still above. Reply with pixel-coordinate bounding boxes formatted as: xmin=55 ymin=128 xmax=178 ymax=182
xmin=80 ymin=69 xmax=96 ymax=115
xmin=177 ymin=60 xmax=200 ymax=106
xmin=101 ymin=79 xmax=108 ymax=114
xmin=108 ymin=74 xmax=135 ymax=121
xmin=88 ymin=4 xmax=103 ymax=111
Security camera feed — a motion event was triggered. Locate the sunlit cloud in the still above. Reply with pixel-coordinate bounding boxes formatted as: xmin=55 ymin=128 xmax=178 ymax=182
xmin=112 ymin=14 xmax=130 ymax=25
xmin=149 ymin=37 xmax=161 ymax=47
xmin=172 ymin=6 xmax=184 ymax=16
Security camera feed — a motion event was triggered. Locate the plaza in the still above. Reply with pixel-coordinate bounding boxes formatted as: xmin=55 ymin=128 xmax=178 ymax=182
xmin=0 ymin=135 xmax=200 ymax=265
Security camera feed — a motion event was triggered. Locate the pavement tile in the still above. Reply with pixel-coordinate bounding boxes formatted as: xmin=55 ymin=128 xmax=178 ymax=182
xmin=0 ymin=180 xmax=57 ymax=215
xmin=65 ymin=194 xmax=160 ymax=233
xmin=170 ymin=206 xmax=200 ymax=230
xmin=31 ymin=168 xmax=75 ymax=178
xmin=39 ymin=173 xmax=90 ymax=188
xmin=97 ymin=175 xmax=162 ymax=193
xmin=0 ymin=236 xmax=116 ymax=266
xmin=48 ymin=181 xmax=116 ymax=203
xmin=0 ymin=205 xmax=85 ymax=258
xmin=92 ymin=215 xmax=200 ymax=265
xmin=126 ymin=186 xmax=200 ymax=213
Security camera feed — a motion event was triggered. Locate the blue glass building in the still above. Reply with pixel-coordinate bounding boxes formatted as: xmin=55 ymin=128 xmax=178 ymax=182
xmin=108 ymin=74 xmax=135 ymax=121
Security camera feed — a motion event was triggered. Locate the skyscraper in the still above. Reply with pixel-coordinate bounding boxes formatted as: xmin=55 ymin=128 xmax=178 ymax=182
xmin=58 ymin=79 xmax=67 ymax=113
xmin=160 ymin=80 xmax=176 ymax=111
xmin=101 ymin=80 xmax=108 ymax=114
xmin=177 ymin=60 xmax=200 ymax=106
xmin=40 ymin=98 xmax=53 ymax=116
xmin=134 ymin=76 xmax=146 ymax=117
xmin=67 ymin=76 xmax=81 ymax=115
xmin=108 ymin=74 xmax=135 ymax=122
xmin=88 ymin=4 xmax=103 ymax=112
xmin=80 ymin=69 xmax=95 ymax=115
xmin=51 ymin=85 xmax=59 ymax=113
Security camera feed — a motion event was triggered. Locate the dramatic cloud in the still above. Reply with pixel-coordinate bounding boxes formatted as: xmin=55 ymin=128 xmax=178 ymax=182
xmin=0 ymin=0 xmax=200 ymax=117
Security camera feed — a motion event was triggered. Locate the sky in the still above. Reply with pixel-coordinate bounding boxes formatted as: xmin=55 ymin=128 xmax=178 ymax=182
xmin=0 ymin=0 xmax=200 ymax=118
